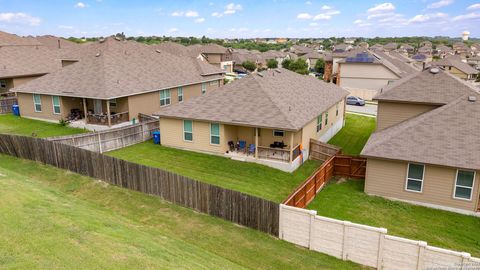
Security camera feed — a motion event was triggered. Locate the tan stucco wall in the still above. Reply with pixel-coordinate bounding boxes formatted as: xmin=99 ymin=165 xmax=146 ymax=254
xmin=338 ymin=63 xmax=400 ymax=91
xmin=365 ymin=158 xmax=480 ymax=212
xmin=17 ymin=93 xmax=63 ymax=121
xmin=205 ymin=54 xmax=222 ymax=64
xmin=376 ymin=101 xmax=438 ymax=131
xmin=128 ymin=80 xmax=222 ymax=120
xmin=13 ymin=75 xmax=43 ymax=88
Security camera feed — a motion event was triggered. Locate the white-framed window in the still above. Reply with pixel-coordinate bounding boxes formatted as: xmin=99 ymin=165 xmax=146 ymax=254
xmin=109 ymin=98 xmax=117 ymax=107
xmin=201 ymin=83 xmax=207 ymax=94
xmin=183 ymin=120 xmax=193 ymax=141
xmin=316 ymin=114 xmax=322 ymax=132
xmin=210 ymin=123 xmax=220 ymax=145
xmin=325 ymin=112 xmax=329 ymax=125
xmin=273 ymin=130 xmax=284 ymax=137
xmin=405 ymin=163 xmax=424 ymax=192
xmin=178 ymin=87 xmax=183 ymax=102
xmin=0 ymin=80 xmax=6 ymax=89
xmin=52 ymin=96 xmax=61 ymax=114
xmin=33 ymin=94 xmax=42 ymax=112
xmin=160 ymin=89 xmax=171 ymax=106
xmin=453 ymin=170 xmax=475 ymax=200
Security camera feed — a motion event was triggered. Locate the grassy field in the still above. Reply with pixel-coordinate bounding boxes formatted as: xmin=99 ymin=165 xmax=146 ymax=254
xmin=307 ymin=180 xmax=480 ymax=257
xmin=107 ymin=142 xmax=321 ymax=202
xmin=0 ymin=154 xmax=365 ymax=269
xmin=328 ymin=114 xmax=376 ymax=156
xmin=0 ymin=114 xmax=87 ymax=138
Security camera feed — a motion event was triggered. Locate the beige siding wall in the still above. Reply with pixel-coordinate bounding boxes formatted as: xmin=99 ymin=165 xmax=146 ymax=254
xmin=159 ymin=118 xmax=226 ymax=154
xmin=128 ymin=80 xmax=222 ymax=120
xmin=339 ymin=63 xmax=399 ymax=91
xmin=17 ymin=93 xmax=63 ymax=121
xmin=376 ymin=101 xmax=438 ymax=131
xmin=12 ymin=75 xmax=43 ymax=88
xmin=61 ymin=97 xmax=84 ymax=117
xmin=205 ymin=54 xmax=222 ymax=64
xmin=365 ymin=158 xmax=480 ymax=212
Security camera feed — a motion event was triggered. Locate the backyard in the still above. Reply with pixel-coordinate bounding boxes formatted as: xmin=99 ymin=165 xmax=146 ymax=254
xmin=107 ymin=142 xmax=321 ymax=202
xmin=0 ymin=154 xmax=364 ymax=269
xmin=0 ymin=114 xmax=87 ymax=138
xmin=328 ymin=114 xmax=376 ymax=156
xmin=307 ymin=180 xmax=480 ymax=257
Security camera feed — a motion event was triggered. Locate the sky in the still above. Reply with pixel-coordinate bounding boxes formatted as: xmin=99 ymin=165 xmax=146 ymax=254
xmin=0 ymin=0 xmax=479 ymax=38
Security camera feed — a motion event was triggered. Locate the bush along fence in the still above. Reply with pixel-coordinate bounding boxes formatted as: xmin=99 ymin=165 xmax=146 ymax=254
xmin=0 ymin=97 xmax=17 ymax=114
xmin=0 ymin=134 xmax=279 ymax=235
xmin=279 ymin=204 xmax=480 ymax=269
xmin=47 ymin=119 xmax=159 ymax=153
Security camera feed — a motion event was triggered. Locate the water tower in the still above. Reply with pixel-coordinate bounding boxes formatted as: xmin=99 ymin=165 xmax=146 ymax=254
xmin=462 ymin=31 xmax=470 ymax=41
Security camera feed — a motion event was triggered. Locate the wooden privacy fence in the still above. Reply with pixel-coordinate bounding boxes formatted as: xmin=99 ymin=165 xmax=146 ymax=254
xmin=0 ymin=134 xmax=279 ymax=235
xmin=309 ymin=139 xmax=340 ymax=163
xmin=0 ymin=97 xmax=17 ymax=114
xmin=47 ymin=119 xmax=159 ymax=153
xmin=279 ymin=205 xmax=480 ymax=269
xmin=334 ymin=155 xmax=367 ymax=179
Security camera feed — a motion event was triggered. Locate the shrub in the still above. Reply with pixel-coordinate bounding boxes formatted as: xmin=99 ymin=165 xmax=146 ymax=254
xmin=242 ymin=61 xmax=257 ymax=72
xmin=267 ymin=59 xmax=278 ymax=69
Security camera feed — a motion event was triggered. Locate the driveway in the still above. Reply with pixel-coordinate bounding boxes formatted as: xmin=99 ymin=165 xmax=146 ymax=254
xmin=346 ymin=103 xmax=377 ymax=116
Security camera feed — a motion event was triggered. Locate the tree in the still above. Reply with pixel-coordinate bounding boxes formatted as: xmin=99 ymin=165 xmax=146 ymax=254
xmin=242 ymin=61 xmax=257 ymax=72
xmin=288 ymin=58 xmax=308 ymax=72
xmin=267 ymin=59 xmax=278 ymax=69
xmin=314 ymin=59 xmax=325 ymax=74
xmin=281 ymin=59 xmax=292 ymax=69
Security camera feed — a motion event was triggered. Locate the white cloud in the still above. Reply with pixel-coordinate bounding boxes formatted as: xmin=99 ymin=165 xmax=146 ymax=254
xmin=353 ymin=19 xmax=363 ymax=24
xmin=0 ymin=12 xmax=41 ymax=26
xmin=297 ymin=13 xmax=313 ymax=19
xmin=74 ymin=2 xmax=88 ymax=8
xmin=171 ymin=10 xmax=199 ymax=17
xmin=408 ymin=12 xmax=448 ymax=23
xmin=467 ymin=3 xmax=480 ymax=10
xmin=224 ymin=3 xmax=242 ymax=14
xmin=171 ymin=11 xmax=183 ymax=16
xmin=309 ymin=22 xmax=318 ymax=26
xmin=194 ymin=17 xmax=205 ymax=23
xmin=427 ymin=0 xmax=454 ymax=9
xmin=211 ymin=12 xmax=223 ymax=17
xmin=313 ymin=13 xmax=332 ymax=20
xmin=167 ymin=27 xmax=178 ymax=33
xmin=452 ymin=12 xmax=480 ymax=21
xmin=58 ymin=25 xmax=74 ymax=29
xmin=367 ymin=3 xmax=395 ymax=13
xmin=321 ymin=5 xmax=332 ymax=10
xmin=185 ymin=10 xmax=199 ymax=17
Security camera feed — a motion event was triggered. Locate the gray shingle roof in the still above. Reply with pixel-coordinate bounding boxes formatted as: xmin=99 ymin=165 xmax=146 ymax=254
xmin=375 ymin=68 xmax=477 ymax=105
xmin=0 ymin=45 xmax=62 ymax=79
xmin=362 ymin=92 xmax=480 ymax=170
xmin=11 ymin=38 xmax=224 ymax=99
xmin=154 ymin=68 xmax=348 ymax=131
xmin=35 ymin=35 xmax=79 ymax=50
xmin=432 ymin=57 xmax=479 ymax=75
xmin=0 ymin=31 xmax=41 ymax=46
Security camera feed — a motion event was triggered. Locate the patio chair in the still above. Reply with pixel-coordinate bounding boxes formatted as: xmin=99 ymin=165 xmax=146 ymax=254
xmin=238 ymin=140 xmax=247 ymax=152
xmin=248 ymin=144 xmax=255 ymax=156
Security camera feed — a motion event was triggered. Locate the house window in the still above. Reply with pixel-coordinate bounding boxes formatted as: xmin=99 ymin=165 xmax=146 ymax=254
xmin=273 ymin=130 xmax=284 ymax=137
xmin=210 ymin=123 xmax=220 ymax=145
xmin=325 ymin=112 xmax=329 ymax=126
xmin=0 ymin=80 xmax=6 ymax=89
xmin=160 ymin=90 xmax=171 ymax=106
xmin=454 ymin=170 xmax=475 ymax=200
xmin=336 ymin=103 xmax=339 ymax=116
xmin=405 ymin=163 xmax=424 ymax=192
xmin=33 ymin=94 xmax=42 ymax=112
xmin=183 ymin=120 xmax=193 ymax=141
xmin=178 ymin=87 xmax=183 ymax=102
xmin=52 ymin=96 xmax=61 ymax=114
xmin=201 ymin=83 xmax=207 ymax=94
xmin=109 ymin=98 xmax=117 ymax=107
xmin=316 ymin=115 xmax=322 ymax=132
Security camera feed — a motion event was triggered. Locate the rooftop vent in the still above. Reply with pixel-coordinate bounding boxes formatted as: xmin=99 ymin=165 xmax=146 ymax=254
xmin=257 ymin=72 xmax=264 ymax=77
xmin=429 ymin=67 xmax=440 ymax=74
xmin=95 ymin=52 xmax=101 ymax=57
xmin=468 ymin=96 xmax=477 ymax=102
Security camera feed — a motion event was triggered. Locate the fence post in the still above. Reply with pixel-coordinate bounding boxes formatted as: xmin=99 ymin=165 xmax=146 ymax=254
xmin=416 ymin=241 xmax=427 ymax=270
xmin=278 ymin=204 xmax=284 ymax=239
xmin=342 ymin=221 xmax=351 ymax=261
xmin=461 ymin=252 xmax=471 ymax=270
xmin=376 ymin=228 xmax=388 ymax=269
xmin=308 ymin=209 xmax=317 ymax=250
xmin=97 ymin=133 xmax=103 ymax=153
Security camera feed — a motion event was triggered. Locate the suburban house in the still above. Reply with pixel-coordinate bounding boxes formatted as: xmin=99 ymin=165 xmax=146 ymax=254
xmin=383 ymin=42 xmax=397 ymax=51
xmin=11 ymin=38 xmax=224 ymax=127
xmin=261 ymin=50 xmax=290 ymax=67
xmin=188 ymin=43 xmax=234 ymax=73
xmin=231 ymin=49 xmax=264 ymax=72
xmin=154 ymin=68 xmax=348 ymax=172
xmin=453 ymin=42 xmax=471 ymax=57
xmin=0 ymin=31 xmax=63 ymax=96
xmin=362 ymin=67 xmax=480 ymax=215
xmin=432 ymin=56 xmax=479 ymax=81
xmin=398 ymin=44 xmax=414 ymax=55
xmin=301 ymin=51 xmax=324 ymax=70
xmin=336 ymin=50 xmax=418 ymax=100
xmin=369 ymin=44 xmax=384 ymax=51
xmin=289 ymin=45 xmax=314 ymax=56
xmin=435 ymin=44 xmax=454 ymax=59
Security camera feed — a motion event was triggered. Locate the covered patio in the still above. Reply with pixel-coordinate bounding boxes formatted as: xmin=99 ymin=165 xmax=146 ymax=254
xmin=82 ymin=97 xmax=130 ymax=127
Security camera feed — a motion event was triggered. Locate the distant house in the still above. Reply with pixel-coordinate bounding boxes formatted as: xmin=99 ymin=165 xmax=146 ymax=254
xmin=336 ymin=50 xmax=418 ymax=100
xmin=369 ymin=44 xmax=384 ymax=51
xmin=301 ymin=51 xmax=324 ymax=70
xmin=188 ymin=43 xmax=234 ymax=73
xmin=231 ymin=49 xmax=264 ymax=72
xmin=362 ymin=68 xmax=480 ymax=215
xmin=261 ymin=50 xmax=290 ymax=68
xmin=154 ymin=69 xmax=348 ymax=172
xmin=290 ymin=45 xmax=314 ymax=56
xmin=398 ymin=44 xmax=414 ymax=55
xmin=383 ymin=43 xmax=397 ymax=51
xmin=11 ymin=38 xmax=224 ymax=127
xmin=332 ymin=43 xmax=353 ymax=53
xmin=453 ymin=42 xmax=471 ymax=57
xmin=432 ymin=56 xmax=479 ymax=81
xmin=435 ymin=45 xmax=454 ymax=59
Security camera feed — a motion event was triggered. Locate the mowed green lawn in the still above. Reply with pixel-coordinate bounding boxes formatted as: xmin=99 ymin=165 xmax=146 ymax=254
xmin=0 ymin=114 xmax=87 ymax=138
xmin=107 ymin=142 xmax=321 ymax=202
xmin=0 ymin=154 xmax=365 ymax=269
xmin=328 ymin=114 xmax=376 ymax=156
xmin=307 ymin=180 xmax=480 ymax=257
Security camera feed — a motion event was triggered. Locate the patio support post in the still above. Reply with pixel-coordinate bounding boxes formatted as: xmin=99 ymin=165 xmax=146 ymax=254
xmin=289 ymin=132 xmax=294 ymax=163
xmin=82 ymin=98 xmax=88 ymax=124
xmin=106 ymin=100 xmax=111 ymax=127
xmin=254 ymin=127 xmax=258 ymax=158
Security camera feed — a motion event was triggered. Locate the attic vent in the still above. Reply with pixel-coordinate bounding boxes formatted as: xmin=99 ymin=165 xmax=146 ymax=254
xmin=96 ymin=52 xmax=101 ymax=57
xmin=257 ymin=73 xmax=264 ymax=77
xmin=429 ymin=67 xmax=440 ymax=74
xmin=468 ymin=96 xmax=477 ymax=102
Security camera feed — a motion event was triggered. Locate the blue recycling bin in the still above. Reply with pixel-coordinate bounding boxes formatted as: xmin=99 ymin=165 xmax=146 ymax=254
xmin=153 ymin=131 xmax=161 ymax=145
xmin=12 ymin=104 xmax=20 ymax=116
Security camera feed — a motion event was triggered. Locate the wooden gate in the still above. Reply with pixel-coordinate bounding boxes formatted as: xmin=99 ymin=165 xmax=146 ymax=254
xmin=334 ymin=155 xmax=367 ymax=179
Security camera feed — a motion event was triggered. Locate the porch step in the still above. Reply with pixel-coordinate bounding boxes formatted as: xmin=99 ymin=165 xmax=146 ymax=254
xmin=230 ymin=156 xmax=247 ymax=162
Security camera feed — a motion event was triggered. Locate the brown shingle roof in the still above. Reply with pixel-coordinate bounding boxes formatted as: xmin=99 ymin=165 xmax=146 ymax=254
xmin=153 ymin=41 xmax=190 ymax=57
xmin=432 ymin=57 xmax=478 ymax=75
xmin=35 ymin=35 xmax=79 ymax=50
xmin=0 ymin=45 xmax=62 ymax=79
xmin=0 ymin=31 xmax=41 ymax=46
xmin=375 ymin=68 xmax=477 ymax=105
xmin=154 ymin=68 xmax=348 ymax=131
xmin=12 ymin=38 xmax=224 ymax=99
xmin=362 ymin=92 xmax=480 ymax=170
